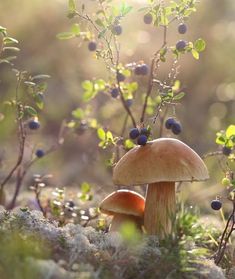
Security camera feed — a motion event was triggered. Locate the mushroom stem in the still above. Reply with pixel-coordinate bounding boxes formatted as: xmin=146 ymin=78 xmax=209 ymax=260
xmin=144 ymin=182 xmax=175 ymax=237
xmin=109 ymin=213 xmax=143 ymax=232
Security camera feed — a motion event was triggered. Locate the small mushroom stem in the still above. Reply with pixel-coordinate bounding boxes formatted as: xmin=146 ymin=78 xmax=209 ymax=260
xmin=109 ymin=213 xmax=143 ymax=232
xmin=144 ymin=182 xmax=175 ymax=238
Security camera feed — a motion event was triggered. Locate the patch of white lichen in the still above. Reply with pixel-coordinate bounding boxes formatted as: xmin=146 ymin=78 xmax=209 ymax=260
xmin=0 ymin=206 xmax=226 ymax=279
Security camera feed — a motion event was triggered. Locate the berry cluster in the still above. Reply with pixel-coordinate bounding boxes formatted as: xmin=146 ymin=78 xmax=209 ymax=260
xmin=176 ymin=23 xmax=187 ymax=52
xmin=129 ymin=127 xmax=150 ymax=146
xmin=165 ymin=118 xmax=182 ymax=135
xmin=134 ymin=64 xmax=149 ymax=76
xmin=28 ymin=119 xmax=45 ymax=159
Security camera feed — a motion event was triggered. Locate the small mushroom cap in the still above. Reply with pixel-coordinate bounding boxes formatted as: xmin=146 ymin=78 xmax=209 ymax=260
xmin=113 ymin=138 xmax=209 ymax=186
xmin=99 ymin=190 xmax=145 ymax=217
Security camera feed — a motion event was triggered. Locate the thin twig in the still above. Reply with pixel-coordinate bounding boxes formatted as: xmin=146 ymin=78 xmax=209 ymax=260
xmin=7 ymin=121 xmax=67 ymax=209
xmin=113 ymin=36 xmax=137 ymax=127
xmin=140 ymin=25 xmax=167 ymax=124
xmin=214 ymin=202 xmax=235 ymax=265
xmin=0 ymin=74 xmax=26 ymax=191
xmin=202 ymin=151 xmax=222 ymax=159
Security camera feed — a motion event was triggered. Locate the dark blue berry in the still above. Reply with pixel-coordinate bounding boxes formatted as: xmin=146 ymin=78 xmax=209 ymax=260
xmin=112 ymin=25 xmax=122 ymax=36
xmin=178 ymin=23 xmax=187 ymax=34
xmin=165 ymin=118 xmax=176 ymax=129
xmin=125 ymin=99 xmax=133 ymax=107
xmin=67 ymin=200 xmax=75 ymax=208
xmin=129 ymin=128 xmax=140 ymax=140
xmin=139 ymin=64 xmax=149 ymax=75
xmin=117 ymin=72 xmax=125 ymax=82
xmin=111 ymin=88 xmax=119 ymax=98
xmin=134 ymin=65 xmax=142 ymax=75
xmin=222 ymin=146 xmax=232 ymax=156
xmin=35 ymin=149 xmax=44 ymax=158
xmin=144 ymin=13 xmax=153 ymax=24
xmin=88 ymin=41 xmax=97 ymax=51
xmin=211 ymin=200 xmax=222 ymax=210
xmin=140 ymin=127 xmax=150 ymax=137
xmin=171 ymin=122 xmax=182 ymax=135
xmin=28 ymin=120 xmax=40 ymax=130
xmin=176 ymin=40 xmax=187 ymax=51
xmin=137 ymin=134 xmax=148 ymax=146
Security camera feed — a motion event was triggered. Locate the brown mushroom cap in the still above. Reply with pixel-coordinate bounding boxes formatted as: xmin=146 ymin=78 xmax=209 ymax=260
xmin=99 ymin=190 xmax=145 ymax=217
xmin=113 ymin=138 xmax=209 ymax=186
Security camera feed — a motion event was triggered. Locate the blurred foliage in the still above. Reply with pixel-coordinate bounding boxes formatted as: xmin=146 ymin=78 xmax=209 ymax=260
xmin=0 ymin=0 xmax=234 ymax=228
xmin=0 ymin=231 xmax=49 ymax=279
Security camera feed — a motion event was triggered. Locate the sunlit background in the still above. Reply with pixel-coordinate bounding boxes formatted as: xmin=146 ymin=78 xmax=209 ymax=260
xmin=0 ymin=0 xmax=235 ymax=216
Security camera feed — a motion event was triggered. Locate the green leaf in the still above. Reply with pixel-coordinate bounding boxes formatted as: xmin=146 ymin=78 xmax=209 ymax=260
xmin=3 ymin=55 xmax=17 ymax=61
xmin=0 ymin=59 xmax=11 ymax=65
xmin=173 ymin=92 xmax=185 ymax=100
xmin=88 ymin=118 xmax=98 ymax=129
xmin=24 ymin=106 xmax=37 ymax=117
xmin=72 ymin=108 xmax=85 ymax=119
xmin=172 ymin=80 xmax=180 ymax=92
xmin=32 ymin=74 xmax=51 ymax=80
xmin=128 ymin=82 xmax=138 ymax=92
xmin=121 ymin=3 xmax=133 ymax=16
xmin=68 ymin=0 xmax=76 ymax=11
xmin=71 ymin=23 xmax=80 ymax=35
xmin=216 ymin=136 xmax=226 ymax=145
xmin=216 ymin=132 xmax=226 ymax=145
xmin=82 ymin=90 xmax=96 ymax=102
xmin=191 ymin=49 xmax=199 ymax=60
xmin=34 ymin=93 xmax=44 ymax=110
xmin=3 ymin=37 xmax=18 ymax=44
xmin=82 ymin=80 xmax=93 ymax=91
xmin=160 ymin=13 xmax=169 ymax=26
xmin=124 ymin=139 xmax=135 ymax=150
xmin=226 ymin=125 xmax=235 ymax=138
xmin=36 ymin=82 xmax=48 ymax=92
xmin=95 ymin=18 xmax=105 ymax=28
xmin=24 ymin=81 xmax=36 ymax=86
xmin=97 ymin=128 xmax=106 ymax=141
xmin=81 ymin=182 xmax=91 ymax=194
xmin=106 ymin=131 xmax=114 ymax=142
xmin=0 ymin=26 xmax=6 ymax=33
xmin=194 ymin=38 xmax=206 ymax=52
xmin=230 ymin=135 xmax=235 ymax=143
xmin=56 ymin=32 xmax=75 ymax=40
xmin=3 ymin=47 xmax=20 ymax=52
xmin=94 ymin=79 xmax=106 ymax=91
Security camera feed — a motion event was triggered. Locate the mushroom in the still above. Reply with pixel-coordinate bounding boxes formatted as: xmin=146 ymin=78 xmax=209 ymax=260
xmin=113 ymin=138 xmax=209 ymax=238
xmin=99 ymin=189 xmax=145 ymax=232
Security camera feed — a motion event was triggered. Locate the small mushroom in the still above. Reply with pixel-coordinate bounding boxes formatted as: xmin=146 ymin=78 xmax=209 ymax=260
xmin=99 ymin=189 xmax=145 ymax=232
xmin=113 ymin=138 xmax=209 ymax=238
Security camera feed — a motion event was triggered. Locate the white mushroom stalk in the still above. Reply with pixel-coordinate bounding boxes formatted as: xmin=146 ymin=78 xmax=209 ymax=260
xmin=113 ymin=138 xmax=209 ymax=238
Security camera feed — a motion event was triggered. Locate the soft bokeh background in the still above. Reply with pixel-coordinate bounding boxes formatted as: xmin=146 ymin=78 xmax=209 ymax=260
xmin=0 ymin=0 xmax=235 ymax=215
